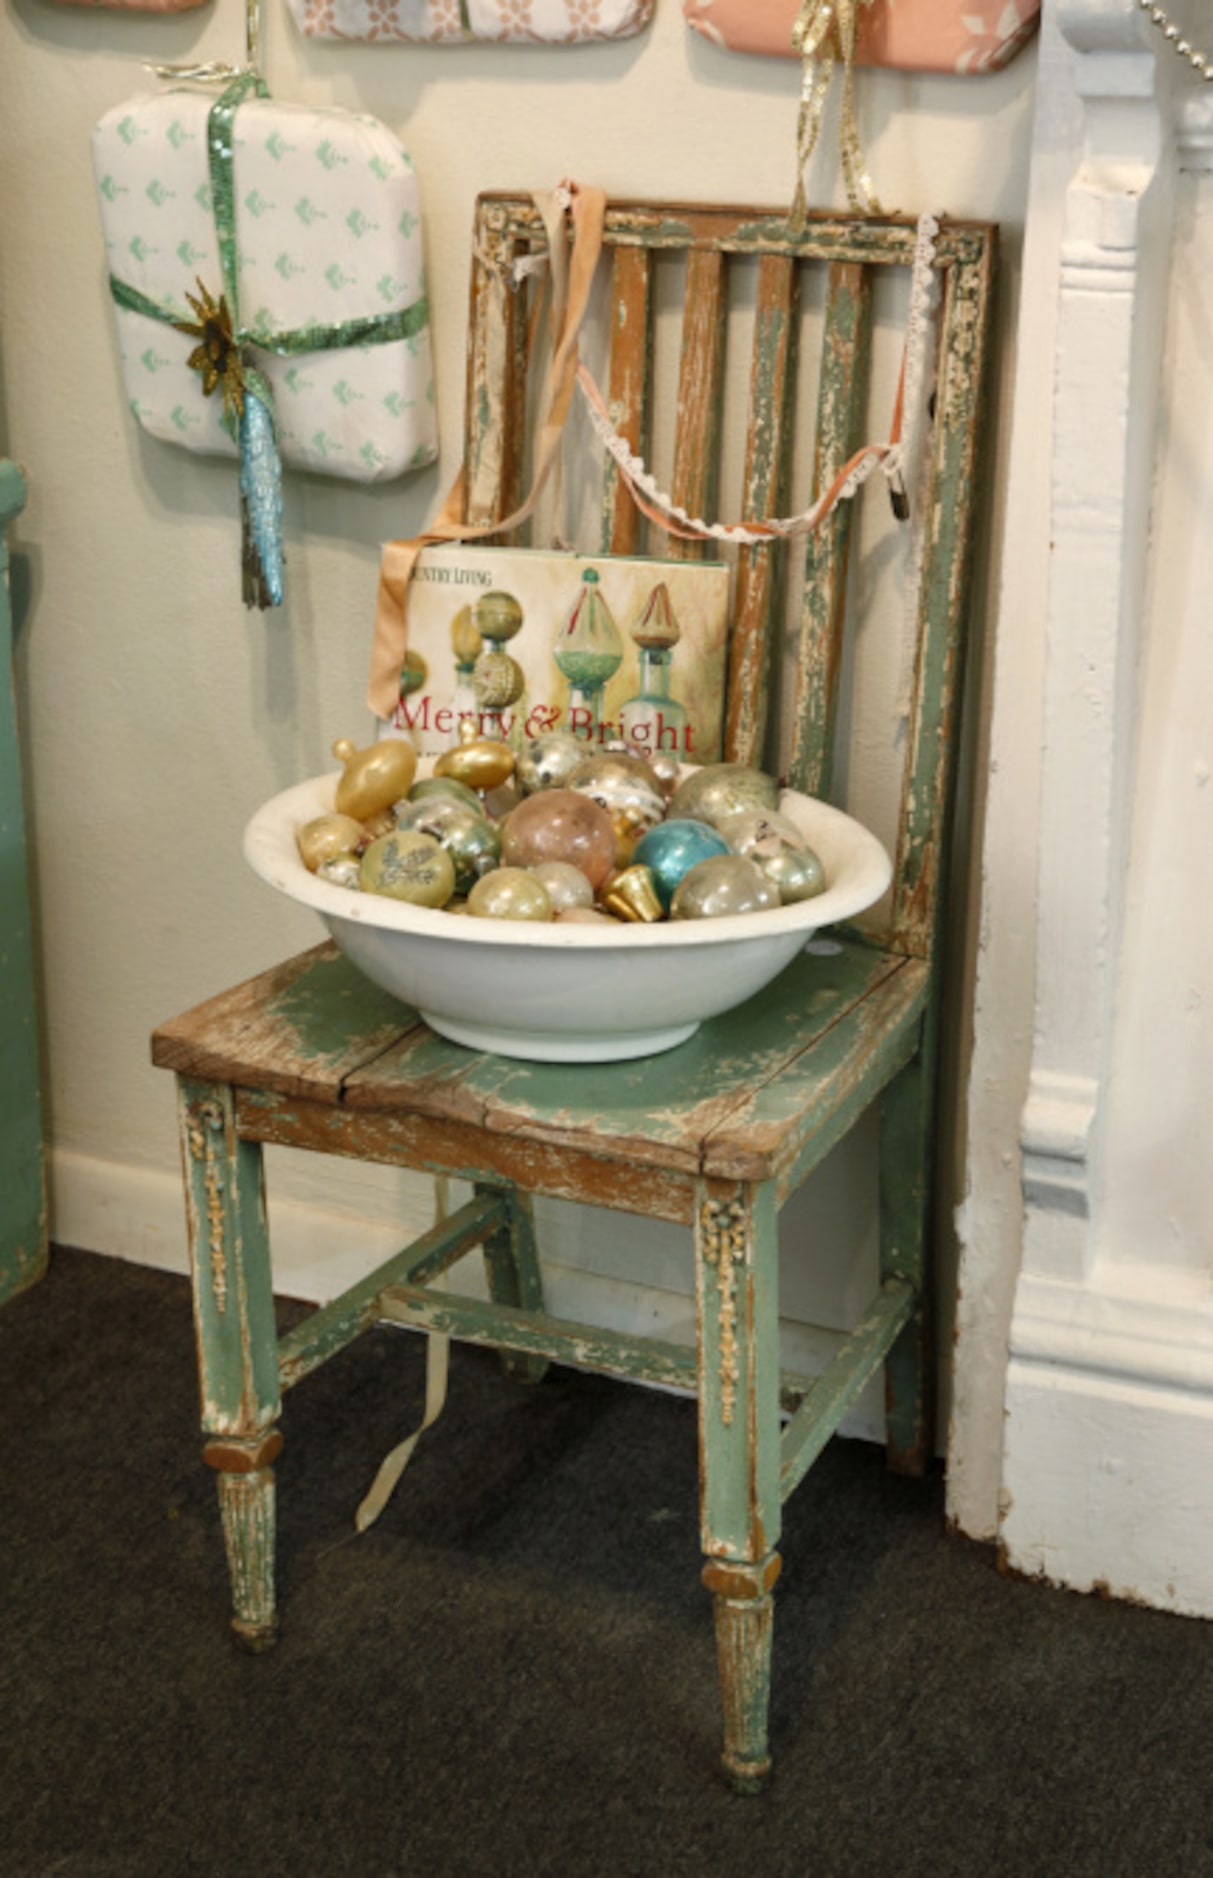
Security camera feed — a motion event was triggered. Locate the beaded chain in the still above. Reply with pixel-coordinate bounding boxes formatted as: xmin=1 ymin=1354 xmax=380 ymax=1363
xmin=1138 ymin=0 xmax=1213 ymax=80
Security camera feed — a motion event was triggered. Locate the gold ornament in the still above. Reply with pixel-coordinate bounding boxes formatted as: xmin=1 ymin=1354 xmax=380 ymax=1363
xmin=332 ymin=735 xmax=418 ymax=822
xmin=450 ymin=605 xmax=483 ymax=668
xmin=434 ymin=719 xmax=516 ymax=795
xmin=399 ymin=649 xmax=427 ymax=704
xmin=601 ymin=865 xmax=664 ymax=923
xmin=174 ymin=278 xmax=246 ymax=426
xmin=296 ymin=813 xmax=368 ymax=873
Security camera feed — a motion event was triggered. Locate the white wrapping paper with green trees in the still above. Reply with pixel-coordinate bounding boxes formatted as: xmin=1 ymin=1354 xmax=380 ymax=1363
xmin=93 ymin=74 xmax=436 ymax=606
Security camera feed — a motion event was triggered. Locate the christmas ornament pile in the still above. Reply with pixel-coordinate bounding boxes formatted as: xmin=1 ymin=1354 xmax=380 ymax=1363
xmin=296 ymin=726 xmax=827 ymax=927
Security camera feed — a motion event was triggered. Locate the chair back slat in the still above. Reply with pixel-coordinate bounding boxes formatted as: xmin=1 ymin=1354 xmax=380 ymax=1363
xmin=463 ymin=196 xmax=996 ymax=967
xmin=667 ymin=248 xmax=728 ymax=564
xmin=787 ymin=260 xmax=873 ymax=802
xmin=464 ymin=219 xmax=529 ymax=529
xmin=725 ymin=253 xmax=799 ymax=769
xmin=601 ymin=245 xmax=654 ymax=557
xmin=887 ymin=245 xmax=995 ymax=959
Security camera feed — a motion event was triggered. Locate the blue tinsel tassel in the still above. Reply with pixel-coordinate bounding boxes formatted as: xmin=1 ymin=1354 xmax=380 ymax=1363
xmin=238 ymin=387 xmax=284 ymax=609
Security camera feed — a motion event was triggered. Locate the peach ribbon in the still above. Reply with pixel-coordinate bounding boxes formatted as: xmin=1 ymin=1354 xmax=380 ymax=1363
xmin=366 ymin=181 xmax=607 ymax=721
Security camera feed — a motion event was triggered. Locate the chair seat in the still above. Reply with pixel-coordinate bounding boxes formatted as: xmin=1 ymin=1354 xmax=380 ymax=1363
xmin=152 ymin=934 xmax=928 ymax=1209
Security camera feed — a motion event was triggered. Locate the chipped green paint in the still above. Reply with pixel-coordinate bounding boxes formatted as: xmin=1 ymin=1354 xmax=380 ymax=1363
xmin=889 ymin=242 xmax=996 ymax=960
xmin=791 ymin=262 xmax=872 ymax=802
xmin=277 ymin=1190 xmax=508 ymax=1391
xmin=727 ymin=255 xmax=798 ymax=766
xmin=379 ymin=1284 xmax=702 ymax=1394
xmin=778 ymin=1277 xmax=914 ymax=1500
xmin=268 ymin=945 xmax=415 ymax=1072
xmin=696 ymin=1179 xmax=781 ymax=1563
xmin=177 ymin=1078 xmax=279 ymax=1438
xmin=477 ymin=1184 xmax=547 ymax=1383
xmin=0 ymin=461 xmax=47 ymax=1305
xmin=879 ymin=1047 xmax=935 ymax=1472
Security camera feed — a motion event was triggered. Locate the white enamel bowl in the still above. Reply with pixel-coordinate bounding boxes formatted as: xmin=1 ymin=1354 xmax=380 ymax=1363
xmin=244 ymin=769 xmax=892 ymax=1063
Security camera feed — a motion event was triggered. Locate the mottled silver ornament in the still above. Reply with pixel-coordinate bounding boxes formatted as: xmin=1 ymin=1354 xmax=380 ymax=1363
xmin=516 ymin=729 xmax=586 ymax=795
xmin=667 ymin=763 xmax=780 ymax=830
xmin=528 ymin=861 xmax=595 ymax=912
xmin=670 ymin=854 xmax=781 ymax=920
xmin=717 ymin=809 xmax=826 ymax=903
xmin=568 ymin=750 xmax=665 ymax=831
xmin=315 ymin=853 xmax=363 ymax=891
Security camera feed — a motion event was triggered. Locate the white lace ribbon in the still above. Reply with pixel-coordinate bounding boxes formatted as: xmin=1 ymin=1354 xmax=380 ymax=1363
xmin=574 ymin=211 xmax=941 ymax=546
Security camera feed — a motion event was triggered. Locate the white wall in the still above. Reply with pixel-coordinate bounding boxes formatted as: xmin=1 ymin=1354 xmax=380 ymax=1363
xmin=0 ymin=2 xmax=1036 ymax=1442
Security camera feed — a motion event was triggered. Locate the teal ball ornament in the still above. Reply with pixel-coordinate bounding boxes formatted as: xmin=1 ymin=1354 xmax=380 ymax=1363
xmin=633 ymin=818 xmax=731 ymax=913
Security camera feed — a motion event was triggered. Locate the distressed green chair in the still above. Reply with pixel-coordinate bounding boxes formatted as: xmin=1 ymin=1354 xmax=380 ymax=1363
xmin=152 ymin=196 xmax=996 ymax=1791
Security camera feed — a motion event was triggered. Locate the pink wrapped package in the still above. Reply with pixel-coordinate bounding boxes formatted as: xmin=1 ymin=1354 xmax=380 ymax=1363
xmin=48 ymin=0 xmax=208 ymax=10
xmin=684 ymin=0 xmax=1040 ymax=74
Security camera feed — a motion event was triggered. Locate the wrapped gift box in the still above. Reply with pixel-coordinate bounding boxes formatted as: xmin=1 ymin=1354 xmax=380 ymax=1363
xmin=290 ymin=0 xmax=653 ymax=44
xmin=683 ymin=0 xmax=1040 ymax=73
xmin=93 ymin=86 xmax=437 ymax=483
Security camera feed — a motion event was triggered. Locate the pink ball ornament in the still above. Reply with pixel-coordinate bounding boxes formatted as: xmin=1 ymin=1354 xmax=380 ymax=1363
xmin=500 ymin=789 xmax=617 ymax=890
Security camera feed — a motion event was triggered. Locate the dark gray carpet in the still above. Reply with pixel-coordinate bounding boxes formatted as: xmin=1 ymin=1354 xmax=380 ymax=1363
xmin=2 ymin=1247 xmax=1211 ymax=1878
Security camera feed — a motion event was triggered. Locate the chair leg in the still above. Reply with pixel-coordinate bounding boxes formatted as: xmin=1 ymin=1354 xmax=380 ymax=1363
xmin=695 ymin=1179 xmax=783 ymax=1792
xmin=879 ymin=1049 xmax=934 ymax=1476
xmin=477 ymin=1182 xmax=548 ymax=1385
xmin=178 ymin=1077 xmax=282 ymax=1648
xmin=206 ymin=1434 xmax=282 ymax=1653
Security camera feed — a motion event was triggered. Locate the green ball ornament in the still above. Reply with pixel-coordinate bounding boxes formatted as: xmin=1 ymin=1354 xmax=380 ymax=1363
xmin=394 ymin=797 xmax=502 ymax=893
xmin=406 ymin=775 xmax=484 ymax=816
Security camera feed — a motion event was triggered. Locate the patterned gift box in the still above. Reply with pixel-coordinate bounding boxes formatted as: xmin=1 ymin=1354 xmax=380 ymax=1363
xmin=684 ymin=0 xmax=1040 ymax=73
xmin=289 ymin=0 xmax=652 ymax=44
xmin=93 ymin=86 xmax=437 ymax=483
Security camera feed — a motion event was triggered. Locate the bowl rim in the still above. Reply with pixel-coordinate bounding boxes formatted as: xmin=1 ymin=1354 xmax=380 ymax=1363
xmin=244 ymin=769 xmax=892 ymax=952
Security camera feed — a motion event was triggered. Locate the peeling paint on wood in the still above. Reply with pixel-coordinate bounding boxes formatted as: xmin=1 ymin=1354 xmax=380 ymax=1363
xmin=667 ymin=248 xmax=727 ymax=563
xmin=726 ymin=254 xmax=798 ymax=768
xmin=602 ymin=244 xmax=653 ymax=556
xmin=778 ymin=1277 xmax=914 ymax=1500
xmin=378 ymin=1283 xmax=701 ymax=1392
xmin=789 ymin=261 xmax=873 ymax=801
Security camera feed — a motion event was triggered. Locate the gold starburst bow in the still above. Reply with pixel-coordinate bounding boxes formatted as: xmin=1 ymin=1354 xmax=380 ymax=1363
xmin=174 ymin=278 xmax=246 ymax=425
xmin=789 ymin=0 xmax=883 ymax=231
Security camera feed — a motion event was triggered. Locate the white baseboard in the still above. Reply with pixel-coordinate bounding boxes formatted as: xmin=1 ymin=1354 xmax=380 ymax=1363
xmin=47 ymin=1148 xmax=884 ymax=1442
xmin=1002 ymin=1269 xmax=1213 ymax=1617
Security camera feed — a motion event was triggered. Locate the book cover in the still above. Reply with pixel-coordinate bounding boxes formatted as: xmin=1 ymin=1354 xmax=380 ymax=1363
xmin=381 ymin=546 xmax=731 ymax=763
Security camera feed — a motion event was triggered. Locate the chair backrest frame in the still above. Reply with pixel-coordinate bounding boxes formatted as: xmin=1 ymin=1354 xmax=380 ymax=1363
xmin=462 ymin=194 xmax=997 ymax=968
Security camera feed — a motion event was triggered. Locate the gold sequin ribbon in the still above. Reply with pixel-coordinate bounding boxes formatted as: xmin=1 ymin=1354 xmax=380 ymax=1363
xmin=789 ymin=0 xmax=883 ymax=230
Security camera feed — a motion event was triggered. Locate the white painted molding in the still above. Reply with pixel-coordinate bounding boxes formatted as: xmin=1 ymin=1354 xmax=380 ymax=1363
xmin=1018 ymin=0 xmax=1171 ymax=1273
xmin=998 ymin=0 xmax=1213 ymax=1617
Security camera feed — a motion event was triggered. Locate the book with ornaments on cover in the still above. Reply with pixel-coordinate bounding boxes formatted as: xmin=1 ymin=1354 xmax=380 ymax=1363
xmin=379 ymin=547 xmax=731 ymax=764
